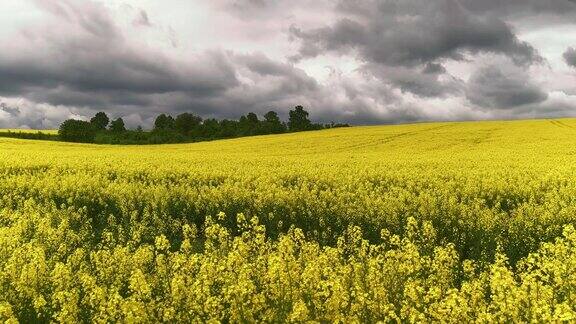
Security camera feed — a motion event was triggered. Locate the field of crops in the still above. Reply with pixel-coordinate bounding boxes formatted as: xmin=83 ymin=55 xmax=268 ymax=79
xmin=0 ymin=129 xmax=58 ymax=134
xmin=1 ymin=118 xmax=576 ymax=322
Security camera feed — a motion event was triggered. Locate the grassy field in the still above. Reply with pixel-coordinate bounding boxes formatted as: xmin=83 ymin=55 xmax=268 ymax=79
xmin=1 ymin=118 xmax=576 ymax=322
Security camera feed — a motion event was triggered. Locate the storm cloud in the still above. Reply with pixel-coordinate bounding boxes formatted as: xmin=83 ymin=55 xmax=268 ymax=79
xmin=0 ymin=0 xmax=329 ymax=126
xmin=460 ymin=0 xmax=576 ymax=17
xmin=466 ymin=63 xmax=548 ymax=109
xmin=291 ymin=0 xmax=540 ymax=66
xmin=0 ymin=1 xmax=238 ymax=100
xmin=0 ymin=0 xmax=575 ymax=128
xmin=564 ymin=47 xmax=576 ymax=68
xmin=287 ymin=0 xmax=552 ymax=112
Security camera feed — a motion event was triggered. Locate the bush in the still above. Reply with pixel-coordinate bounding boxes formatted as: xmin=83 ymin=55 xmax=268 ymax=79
xmin=58 ymin=119 xmax=97 ymax=143
xmin=109 ymin=118 xmax=126 ymax=133
xmin=90 ymin=112 xmax=110 ymax=131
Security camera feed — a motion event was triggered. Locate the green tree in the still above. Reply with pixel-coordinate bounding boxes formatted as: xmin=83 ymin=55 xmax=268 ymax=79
xmin=200 ymin=118 xmax=220 ymax=138
xmin=263 ymin=111 xmax=286 ymax=134
xmin=154 ymin=114 xmax=176 ymax=131
xmin=59 ymin=119 xmax=97 ymax=142
xmin=239 ymin=112 xmax=260 ymax=135
xmin=288 ymin=106 xmax=312 ymax=132
xmin=90 ymin=112 xmax=110 ymax=131
xmin=246 ymin=112 xmax=259 ymax=124
xmin=109 ymin=118 xmax=126 ymax=133
xmin=219 ymin=119 xmax=240 ymax=138
xmin=175 ymin=113 xmax=202 ymax=135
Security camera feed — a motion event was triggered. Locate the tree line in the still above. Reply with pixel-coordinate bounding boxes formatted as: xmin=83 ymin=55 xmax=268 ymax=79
xmin=0 ymin=130 xmax=58 ymax=141
xmin=58 ymin=106 xmax=349 ymax=144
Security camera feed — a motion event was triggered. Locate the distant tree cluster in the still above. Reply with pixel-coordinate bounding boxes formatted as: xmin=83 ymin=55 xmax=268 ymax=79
xmin=0 ymin=130 xmax=58 ymax=141
xmin=58 ymin=106 xmax=349 ymax=144
xmin=58 ymin=113 xmax=126 ymax=143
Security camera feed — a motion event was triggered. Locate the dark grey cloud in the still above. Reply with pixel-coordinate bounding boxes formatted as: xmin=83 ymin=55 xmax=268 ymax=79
xmin=0 ymin=0 xmax=328 ymax=125
xmin=460 ymin=0 xmax=576 ymax=17
xmin=363 ymin=64 xmax=463 ymax=98
xmin=291 ymin=0 xmax=540 ymax=67
xmin=0 ymin=98 xmax=78 ymax=129
xmin=1 ymin=0 xmax=575 ymax=129
xmin=0 ymin=7 xmax=240 ymax=106
xmin=0 ymin=50 xmax=239 ymax=97
xmin=217 ymin=0 xmax=328 ymax=19
xmin=0 ymin=0 xmax=279 ymax=123
xmin=564 ymin=47 xmax=576 ymax=68
xmin=423 ymin=63 xmax=447 ymax=75
xmin=0 ymin=1 xmax=239 ymax=98
xmin=466 ymin=64 xmax=548 ymax=109
xmin=0 ymin=103 xmax=20 ymax=117
xmin=0 ymin=0 xmax=332 ymax=127
xmin=288 ymin=0 xmax=545 ymax=107
xmin=229 ymin=0 xmax=271 ymax=10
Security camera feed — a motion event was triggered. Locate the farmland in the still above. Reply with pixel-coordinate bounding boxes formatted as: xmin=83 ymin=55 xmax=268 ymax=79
xmin=0 ymin=129 xmax=58 ymax=134
xmin=1 ymin=119 xmax=576 ymax=322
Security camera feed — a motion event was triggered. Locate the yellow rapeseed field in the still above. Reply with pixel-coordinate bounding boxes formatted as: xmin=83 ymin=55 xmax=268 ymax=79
xmin=0 ymin=129 xmax=58 ymax=134
xmin=1 ymin=119 xmax=576 ymax=322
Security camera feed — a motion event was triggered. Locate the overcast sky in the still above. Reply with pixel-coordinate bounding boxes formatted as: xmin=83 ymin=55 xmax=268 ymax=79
xmin=2 ymin=0 xmax=576 ymax=129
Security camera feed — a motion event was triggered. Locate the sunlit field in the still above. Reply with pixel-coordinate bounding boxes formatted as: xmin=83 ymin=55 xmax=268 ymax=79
xmin=1 ymin=118 xmax=576 ymax=322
